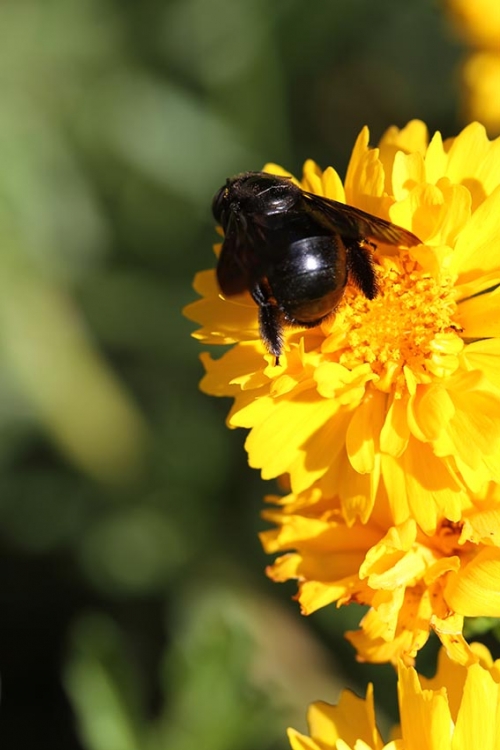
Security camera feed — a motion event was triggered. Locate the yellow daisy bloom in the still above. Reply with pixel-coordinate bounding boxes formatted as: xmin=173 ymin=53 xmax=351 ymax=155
xmin=288 ymin=643 xmax=500 ymax=750
xmin=261 ymin=483 xmax=500 ymax=664
xmin=185 ymin=121 xmax=500 ymax=532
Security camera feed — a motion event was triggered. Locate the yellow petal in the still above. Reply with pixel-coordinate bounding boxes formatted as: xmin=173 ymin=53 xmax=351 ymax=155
xmin=346 ymin=389 xmax=387 ymax=474
xmin=185 ymin=270 xmax=259 ymax=344
xmin=262 ymin=162 xmax=295 ymax=180
xmin=452 ymin=662 xmax=500 ymax=750
xmin=380 ymin=119 xmax=429 ymax=155
xmin=461 ymin=339 xmax=500 ymax=389
xmin=306 ymin=689 xmax=382 ymax=750
xmin=460 ymin=506 xmax=500 ymax=546
xmin=298 ymin=578 xmax=358 ymax=614
xmin=323 ymin=166 xmax=346 ymax=202
xmin=451 ymin=184 xmax=500 ymax=282
xmin=431 ymin=181 xmax=471 ymax=247
xmin=418 ymin=643 xmax=468 ymax=717
xmin=345 ymin=127 xmax=386 ymax=214
xmin=445 ymin=547 xmax=500 ymax=616
xmin=332 ymin=447 xmax=379 ymax=524
xmin=382 ymin=441 xmax=465 ymax=535
xmin=389 ymin=183 xmax=443 ymax=241
xmin=380 ymin=394 xmax=410 ymax=457
xmin=458 ymin=285 xmax=500 ymax=338
xmin=397 ymin=663 xmax=452 ymax=750
xmin=302 ymin=159 xmax=325 ymax=196
xmin=435 ymin=375 xmax=500 ymax=470
xmin=287 ymin=728 xmax=321 ymax=750
xmin=443 ymin=122 xmax=491 ymax=211
xmin=424 ymin=130 xmax=447 ymax=185
xmin=391 ymin=152 xmax=426 ymax=201
xmin=245 ymin=390 xmax=339 ymax=480
xmin=200 ymin=347 xmax=268 ymax=398
xmin=407 ymin=384 xmax=455 ymax=442
xmin=291 ymin=409 xmax=353 ymax=493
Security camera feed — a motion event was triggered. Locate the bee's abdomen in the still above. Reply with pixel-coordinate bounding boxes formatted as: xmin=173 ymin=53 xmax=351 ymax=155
xmin=267 ymin=235 xmax=347 ymax=323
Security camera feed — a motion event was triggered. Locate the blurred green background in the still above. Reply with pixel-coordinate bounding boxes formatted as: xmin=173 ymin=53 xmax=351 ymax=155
xmin=0 ymin=0 xmax=484 ymax=748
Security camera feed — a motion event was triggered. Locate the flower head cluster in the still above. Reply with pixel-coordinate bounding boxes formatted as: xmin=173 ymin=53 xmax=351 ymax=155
xmin=261 ymin=483 xmax=500 ymax=664
xmin=185 ymin=120 xmax=500 ymax=662
xmin=187 ymin=121 xmax=500 ymax=527
xmin=288 ymin=643 xmax=500 ymax=750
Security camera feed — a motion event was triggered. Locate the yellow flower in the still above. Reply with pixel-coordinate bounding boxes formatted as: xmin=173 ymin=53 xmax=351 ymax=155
xmin=185 ymin=121 xmax=500 ymax=533
xmin=446 ymin=0 xmax=500 ymax=135
xmin=288 ymin=643 xmax=500 ymax=750
xmin=261 ymin=483 xmax=500 ymax=664
xmin=447 ymin=0 xmax=500 ymax=49
xmin=462 ymin=52 xmax=500 ymax=134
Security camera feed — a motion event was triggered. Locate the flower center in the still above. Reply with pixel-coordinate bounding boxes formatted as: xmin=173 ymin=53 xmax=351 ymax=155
xmin=321 ymin=251 xmax=462 ymax=393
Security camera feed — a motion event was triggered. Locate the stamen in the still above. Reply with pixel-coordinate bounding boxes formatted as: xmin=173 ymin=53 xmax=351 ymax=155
xmin=321 ymin=253 xmax=462 ymax=394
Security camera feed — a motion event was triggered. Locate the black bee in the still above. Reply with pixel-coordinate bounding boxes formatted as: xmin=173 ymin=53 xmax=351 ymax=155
xmin=213 ymin=172 xmax=421 ymax=364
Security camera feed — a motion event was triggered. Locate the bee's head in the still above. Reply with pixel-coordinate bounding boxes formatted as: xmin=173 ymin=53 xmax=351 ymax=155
xmin=212 ymin=180 xmax=233 ymax=227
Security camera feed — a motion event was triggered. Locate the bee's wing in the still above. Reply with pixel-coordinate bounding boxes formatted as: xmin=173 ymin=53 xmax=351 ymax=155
xmin=302 ymin=192 xmax=421 ymax=248
xmin=216 ymin=214 xmax=263 ymax=296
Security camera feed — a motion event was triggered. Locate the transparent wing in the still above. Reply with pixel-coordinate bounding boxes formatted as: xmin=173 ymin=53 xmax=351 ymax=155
xmin=302 ymin=191 xmax=421 ymax=247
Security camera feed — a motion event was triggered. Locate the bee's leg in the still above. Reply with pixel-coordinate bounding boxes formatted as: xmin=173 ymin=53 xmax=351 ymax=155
xmin=345 ymin=239 xmax=378 ymax=300
xmin=251 ymin=282 xmax=283 ymax=365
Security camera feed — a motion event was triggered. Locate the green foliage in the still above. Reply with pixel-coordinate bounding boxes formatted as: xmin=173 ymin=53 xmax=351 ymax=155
xmin=65 ymin=592 xmax=292 ymax=750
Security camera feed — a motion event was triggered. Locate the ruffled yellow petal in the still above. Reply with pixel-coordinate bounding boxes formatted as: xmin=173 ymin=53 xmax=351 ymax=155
xmin=344 ymin=127 xmax=386 ymax=215
xmin=460 ymin=339 xmax=500 ymax=394
xmin=322 ymin=166 xmax=346 ymax=203
xmin=424 ymin=131 xmax=448 ymax=185
xmin=379 ymin=393 xmax=410 ymax=457
xmin=262 ymin=162 xmax=295 ymax=180
xmin=305 ymin=689 xmax=383 ymax=750
xmin=199 ymin=346 xmax=268 ymax=398
xmin=451 ymin=661 xmax=500 ymax=750
xmin=301 ymin=160 xmax=346 ymax=204
xmin=379 ymin=120 xmax=429 ymax=156
xmin=381 ymin=443 xmax=465 ymax=535
xmin=287 ymin=729 xmax=320 ymax=750
xmin=399 ymin=663 xmax=452 ymax=750
xmin=460 ymin=502 xmax=500 ymax=546
xmin=346 ymin=389 xmax=386 ymax=474
xmin=451 ymin=185 xmax=500 ymax=282
xmin=346 ymin=606 xmax=431 ymax=666
xmin=245 ymin=389 xmax=339 ymax=480
xmin=184 ymin=270 xmax=259 ymax=344
xmin=444 ymin=546 xmax=500 ymax=616
xmin=458 ymin=285 xmax=500 ymax=338
xmin=444 ymin=122 xmax=491 ymax=184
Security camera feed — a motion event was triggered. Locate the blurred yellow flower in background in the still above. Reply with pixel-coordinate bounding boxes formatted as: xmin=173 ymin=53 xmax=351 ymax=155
xmin=462 ymin=51 xmax=500 ymax=132
xmin=186 ymin=120 xmax=500 ymax=535
xmin=446 ymin=0 xmax=500 ymax=49
xmin=446 ymin=0 xmax=500 ymax=134
xmin=261 ymin=484 xmax=500 ymax=664
xmin=288 ymin=643 xmax=500 ymax=750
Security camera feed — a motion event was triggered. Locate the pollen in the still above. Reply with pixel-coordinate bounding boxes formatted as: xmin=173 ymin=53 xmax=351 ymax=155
xmin=321 ymin=252 xmax=463 ymax=393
